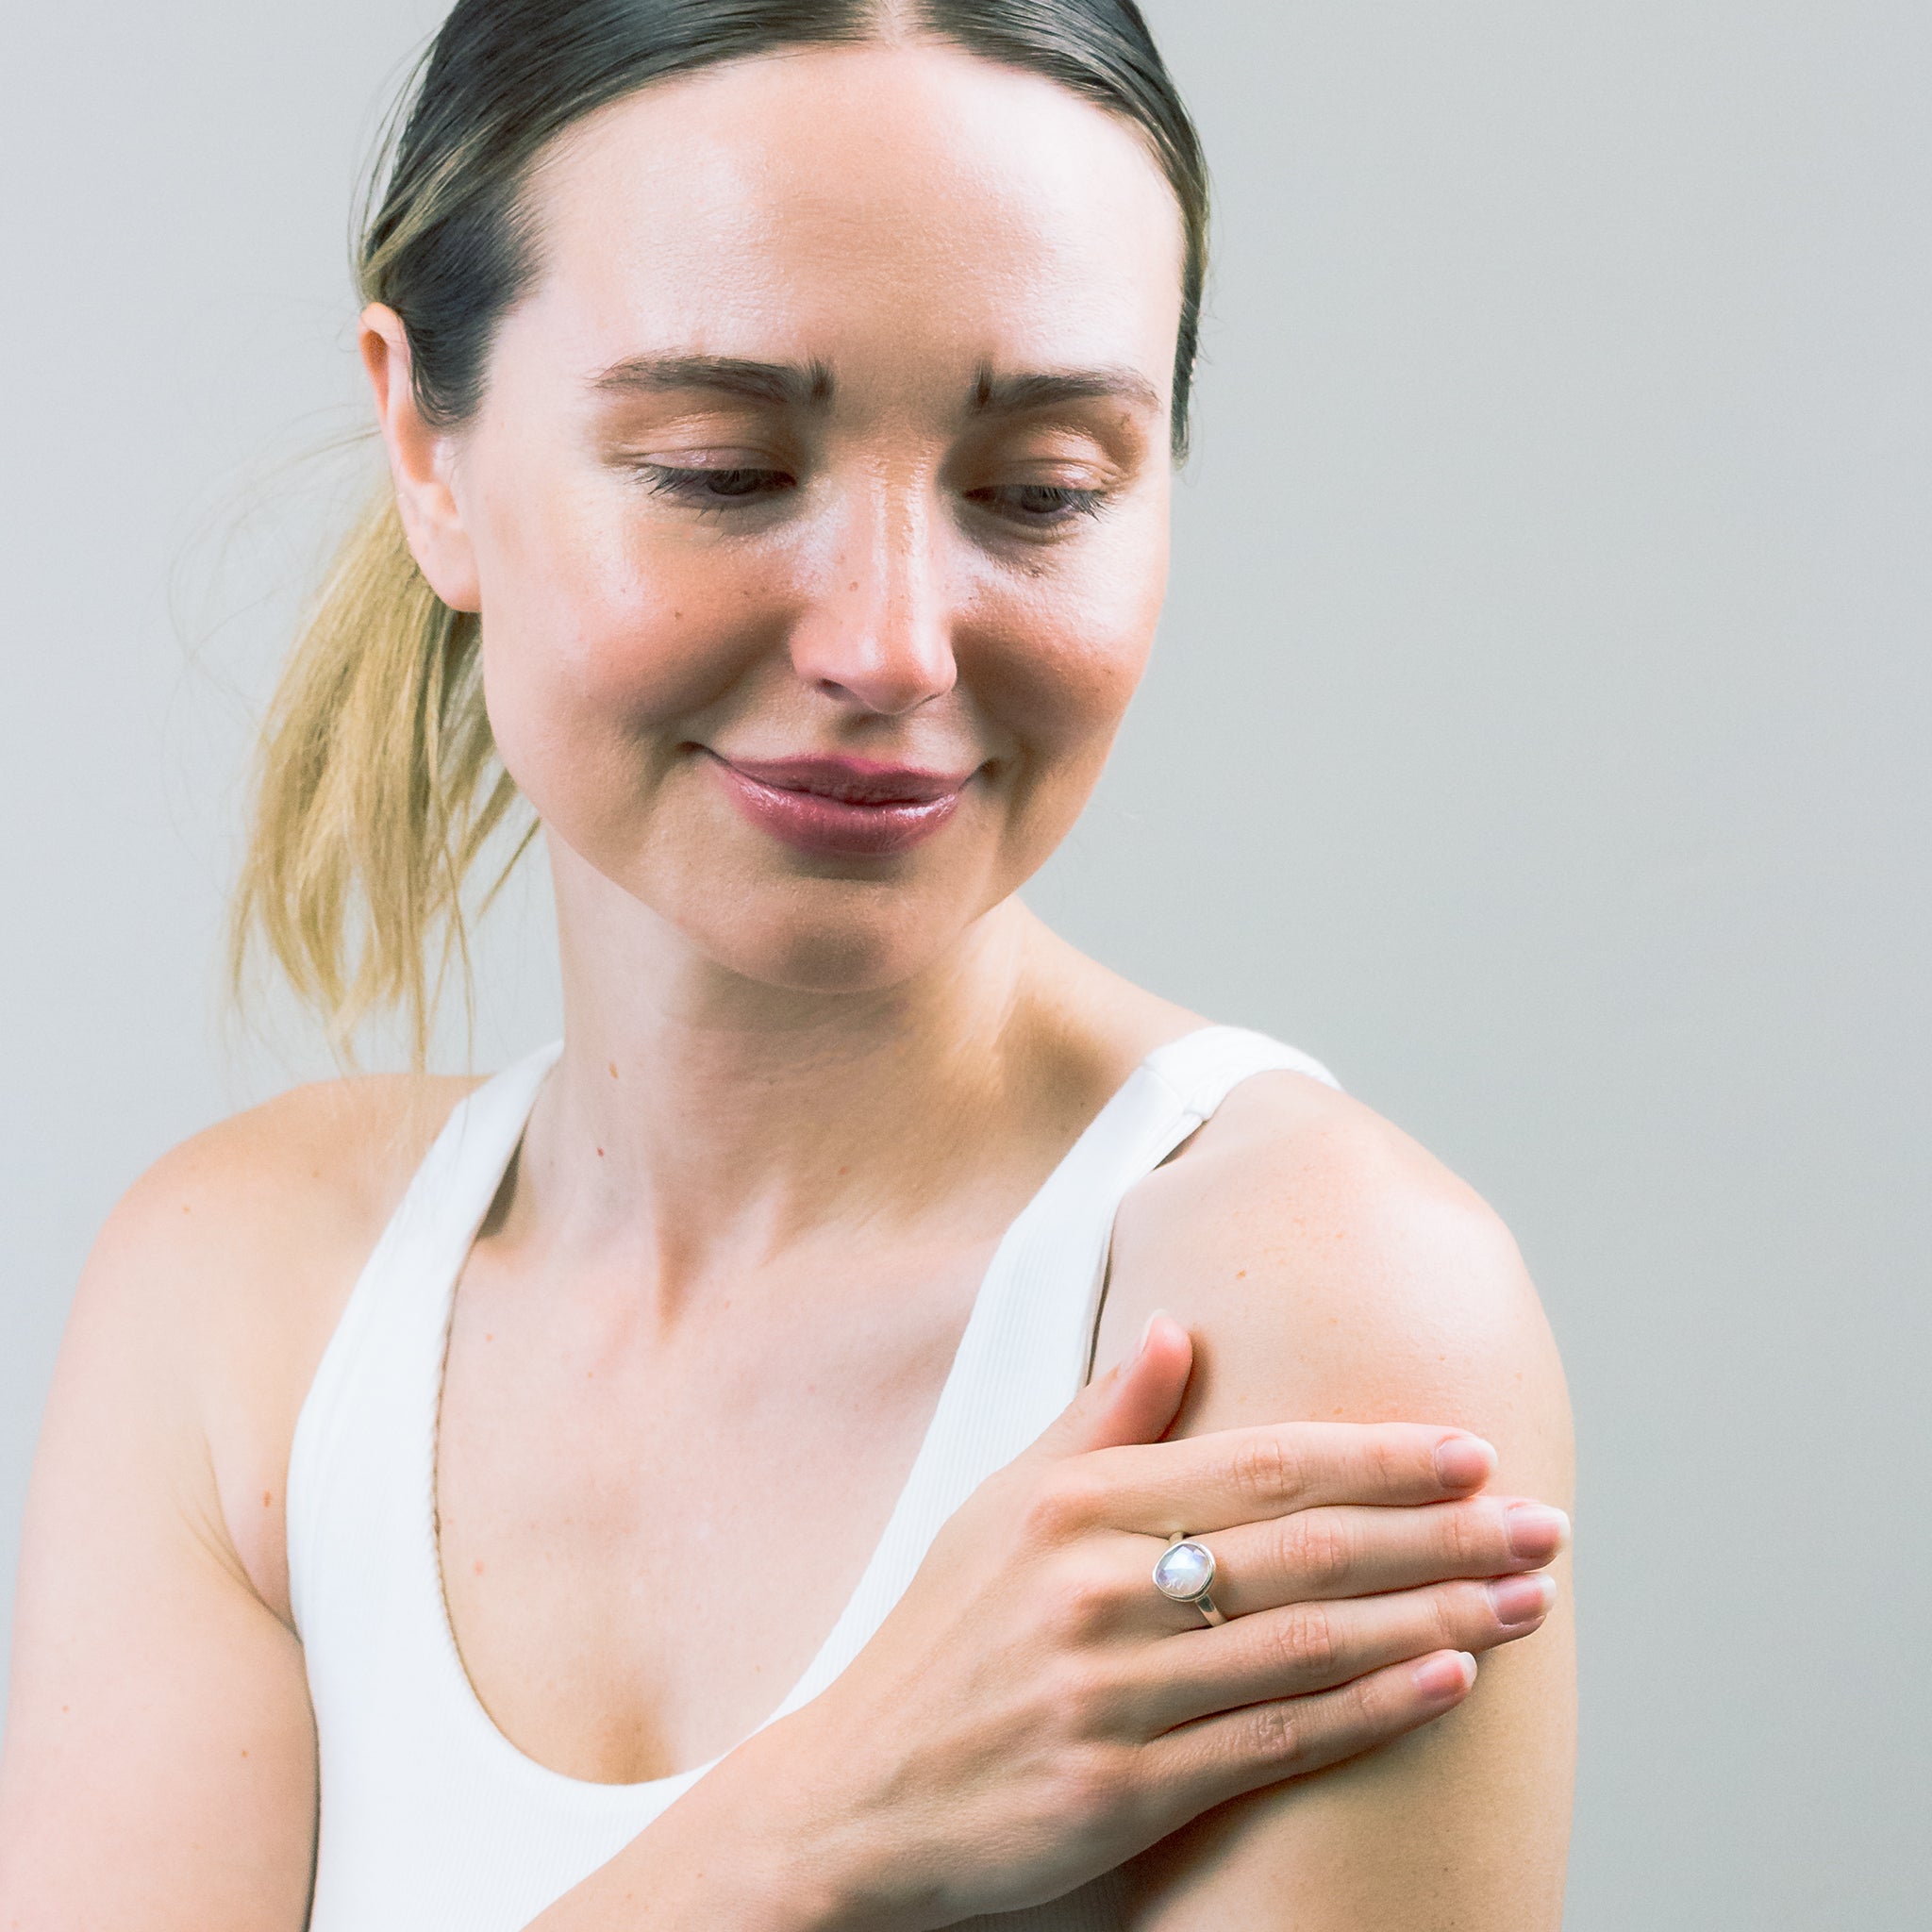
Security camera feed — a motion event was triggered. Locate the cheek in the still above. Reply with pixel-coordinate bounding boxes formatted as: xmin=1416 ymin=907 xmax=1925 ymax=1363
xmin=465 ymin=465 xmax=764 ymax=798
xmin=975 ymin=525 xmax=1169 ymax=774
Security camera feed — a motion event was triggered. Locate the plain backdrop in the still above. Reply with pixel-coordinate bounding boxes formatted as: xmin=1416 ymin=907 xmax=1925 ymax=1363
xmin=3 ymin=3 xmax=1926 ymax=1924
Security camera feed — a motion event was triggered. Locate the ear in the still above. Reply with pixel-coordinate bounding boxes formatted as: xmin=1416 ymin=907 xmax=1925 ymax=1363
xmin=359 ymin=303 xmax=481 ymax=613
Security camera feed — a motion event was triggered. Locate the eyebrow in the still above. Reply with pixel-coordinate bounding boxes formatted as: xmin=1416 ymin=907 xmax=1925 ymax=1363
xmin=970 ymin=364 xmax=1164 ymax=419
xmin=590 ymin=355 xmax=836 ymax=408
xmin=588 ymin=354 xmax=1161 ymax=421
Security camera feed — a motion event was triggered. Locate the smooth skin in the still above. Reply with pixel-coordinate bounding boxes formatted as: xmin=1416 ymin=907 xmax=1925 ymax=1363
xmin=0 ymin=40 xmax=1573 ymax=1931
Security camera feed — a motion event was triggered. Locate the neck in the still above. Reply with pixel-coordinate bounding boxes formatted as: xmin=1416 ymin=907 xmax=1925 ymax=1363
xmin=512 ymin=843 xmax=1109 ymax=1297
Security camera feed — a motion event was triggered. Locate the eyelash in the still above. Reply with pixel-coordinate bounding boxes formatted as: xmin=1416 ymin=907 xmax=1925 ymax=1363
xmin=974 ymin=483 xmax=1108 ymax=525
xmin=635 ymin=465 xmax=1109 ymax=528
xmin=641 ymin=465 xmax=790 ymax=508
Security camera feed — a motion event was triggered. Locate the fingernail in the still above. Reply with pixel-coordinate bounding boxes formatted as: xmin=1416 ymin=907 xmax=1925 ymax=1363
xmin=1505 ymin=1504 xmax=1571 ymax=1560
xmin=1434 ymin=1435 xmax=1495 ymax=1489
xmin=1413 ymin=1651 xmax=1477 ymax=1702
xmin=1135 ymin=1309 xmax=1170 ymax=1360
xmin=1489 ymin=1573 xmax=1556 ymax=1627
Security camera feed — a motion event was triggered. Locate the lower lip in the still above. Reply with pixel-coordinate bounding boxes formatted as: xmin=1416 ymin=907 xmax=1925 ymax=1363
xmin=708 ymin=757 xmax=965 ymax=858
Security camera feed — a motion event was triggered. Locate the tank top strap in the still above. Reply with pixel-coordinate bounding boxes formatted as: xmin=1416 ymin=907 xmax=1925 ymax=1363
xmin=1141 ymin=1023 xmax=1340 ymax=1116
xmin=766 ymin=1023 xmax=1339 ymax=1723
xmin=286 ymin=1041 xmax=563 ymax=1642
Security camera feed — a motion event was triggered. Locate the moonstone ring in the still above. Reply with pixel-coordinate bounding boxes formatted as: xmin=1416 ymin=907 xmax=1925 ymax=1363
xmin=1152 ymin=1534 xmax=1226 ymax=1626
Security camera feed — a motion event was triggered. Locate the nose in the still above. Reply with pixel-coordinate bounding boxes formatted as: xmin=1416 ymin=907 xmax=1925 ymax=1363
xmin=788 ymin=481 xmax=957 ymax=716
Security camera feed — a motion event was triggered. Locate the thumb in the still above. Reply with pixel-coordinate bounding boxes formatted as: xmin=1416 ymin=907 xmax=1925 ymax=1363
xmin=1033 ymin=1311 xmax=1193 ymax=1459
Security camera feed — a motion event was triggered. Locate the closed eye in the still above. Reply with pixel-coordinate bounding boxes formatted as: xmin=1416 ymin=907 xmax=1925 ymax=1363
xmin=967 ymin=483 xmax=1109 ymax=526
xmin=638 ymin=464 xmax=797 ymax=508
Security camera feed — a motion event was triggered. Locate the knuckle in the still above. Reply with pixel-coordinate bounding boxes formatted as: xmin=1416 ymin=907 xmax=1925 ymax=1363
xmin=1048 ymin=1556 xmax=1124 ymax=1641
xmin=1043 ymin=1656 xmax=1113 ymax=1723
xmin=1317 ymin=1673 xmax=1373 ymax=1750
xmin=1271 ymin=1601 xmax=1340 ymax=1681
xmin=1240 ymin=1699 xmax=1303 ymax=1768
xmin=1021 ymin=1470 xmax=1102 ymax=1546
xmin=1045 ymin=1741 xmax=1136 ymax=1828
xmin=1282 ymin=1511 xmax=1352 ymax=1590
xmin=1366 ymin=1429 xmax=1409 ymax=1494
xmin=1441 ymin=1504 xmax=1489 ymax=1567
xmin=1427 ymin=1583 xmax=1471 ymax=1649
xmin=1232 ymin=1431 xmax=1304 ymax=1509
xmin=1345 ymin=1666 xmax=1394 ymax=1735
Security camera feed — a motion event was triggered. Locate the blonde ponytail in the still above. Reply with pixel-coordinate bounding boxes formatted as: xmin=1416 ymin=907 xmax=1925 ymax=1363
xmin=229 ymin=488 xmax=530 ymax=1065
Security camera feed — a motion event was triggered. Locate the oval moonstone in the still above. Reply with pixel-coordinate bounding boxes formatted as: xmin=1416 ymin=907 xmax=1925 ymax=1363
xmin=1153 ymin=1541 xmax=1216 ymax=1601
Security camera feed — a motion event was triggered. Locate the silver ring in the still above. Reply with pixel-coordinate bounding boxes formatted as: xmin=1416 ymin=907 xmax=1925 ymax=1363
xmin=1153 ymin=1534 xmax=1226 ymax=1626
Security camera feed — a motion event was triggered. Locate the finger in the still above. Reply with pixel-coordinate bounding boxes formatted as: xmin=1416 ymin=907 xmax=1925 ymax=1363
xmin=1072 ymin=1421 xmax=1498 ymax=1535
xmin=1199 ymin=1495 xmax=1573 ymax=1616
xmin=1027 ymin=1312 xmax=1194 ymax=1461
xmin=1137 ymin=1574 xmax=1554 ymax=1731
xmin=1149 ymin=1649 xmax=1479 ymax=1819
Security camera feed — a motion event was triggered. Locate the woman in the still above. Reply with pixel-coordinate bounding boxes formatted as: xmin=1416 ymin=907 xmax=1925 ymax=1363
xmin=0 ymin=3 xmax=1574 ymax=1925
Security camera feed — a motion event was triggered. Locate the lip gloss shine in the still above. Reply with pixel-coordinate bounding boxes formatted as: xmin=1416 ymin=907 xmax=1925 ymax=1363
xmin=707 ymin=752 xmax=974 ymax=858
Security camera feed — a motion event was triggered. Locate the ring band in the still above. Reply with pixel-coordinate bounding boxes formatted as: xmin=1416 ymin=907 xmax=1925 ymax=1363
xmin=1153 ymin=1534 xmax=1226 ymax=1626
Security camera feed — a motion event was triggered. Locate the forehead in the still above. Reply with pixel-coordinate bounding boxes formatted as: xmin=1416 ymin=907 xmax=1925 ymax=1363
xmin=508 ymin=42 xmax=1186 ymax=401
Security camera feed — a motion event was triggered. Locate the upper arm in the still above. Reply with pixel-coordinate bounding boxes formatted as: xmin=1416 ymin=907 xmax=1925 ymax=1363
xmin=1105 ymin=1079 xmax=1575 ymax=1929
xmin=0 ymin=1069 xmax=462 ymax=1932
xmin=0 ymin=1152 xmax=322 ymax=1930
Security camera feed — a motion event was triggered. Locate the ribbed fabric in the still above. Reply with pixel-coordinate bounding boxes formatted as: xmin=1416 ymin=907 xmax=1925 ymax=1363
xmin=288 ymin=1025 xmax=1339 ymax=1931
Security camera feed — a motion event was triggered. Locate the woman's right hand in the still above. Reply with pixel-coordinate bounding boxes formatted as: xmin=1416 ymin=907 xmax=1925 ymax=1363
xmin=738 ymin=1312 xmax=1569 ymax=1930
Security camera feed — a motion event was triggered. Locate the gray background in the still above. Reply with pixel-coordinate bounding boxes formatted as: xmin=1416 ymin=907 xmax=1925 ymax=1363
xmin=2 ymin=2 xmax=1925 ymax=1923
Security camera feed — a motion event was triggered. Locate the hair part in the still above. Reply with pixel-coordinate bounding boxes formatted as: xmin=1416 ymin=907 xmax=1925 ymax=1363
xmin=233 ymin=0 xmax=1210 ymax=1062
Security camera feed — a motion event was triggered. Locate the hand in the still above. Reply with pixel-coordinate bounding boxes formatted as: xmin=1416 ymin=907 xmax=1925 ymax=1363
xmin=749 ymin=1313 xmax=1569 ymax=1930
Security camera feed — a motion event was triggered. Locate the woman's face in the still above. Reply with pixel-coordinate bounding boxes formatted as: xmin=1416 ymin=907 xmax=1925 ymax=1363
xmin=394 ymin=42 xmax=1184 ymax=992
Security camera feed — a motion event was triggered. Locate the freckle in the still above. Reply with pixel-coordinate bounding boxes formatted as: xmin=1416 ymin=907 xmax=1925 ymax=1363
xmin=262 ymin=1490 xmax=273 ymax=1508
xmin=474 ymin=1558 xmax=486 ymax=1576
xmin=848 ymin=580 xmax=858 ymax=592
xmin=240 ymin=1748 xmax=250 ymax=1758
xmin=1236 ymin=1269 xmax=1247 ymax=1279
xmin=608 ymin=1062 xmax=619 ymax=1079
xmin=485 ymin=1331 xmax=494 ymax=1341
xmin=596 ymin=1147 xmax=605 ymax=1158
xmin=672 ymin=608 xmax=683 ymax=621
xmin=61 ymin=1705 xmax=70 ymax=1714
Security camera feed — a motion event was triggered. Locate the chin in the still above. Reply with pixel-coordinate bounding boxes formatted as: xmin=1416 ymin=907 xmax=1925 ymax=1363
xmin=608 ymin=841 xmax=974 ymax=991
xmin=691 ymin=897 xmax=966 ymax=994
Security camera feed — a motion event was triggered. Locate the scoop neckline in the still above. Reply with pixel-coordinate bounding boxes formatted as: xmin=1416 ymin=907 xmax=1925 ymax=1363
xmin=412 ymin=1034 xmax=1196 ymax=1806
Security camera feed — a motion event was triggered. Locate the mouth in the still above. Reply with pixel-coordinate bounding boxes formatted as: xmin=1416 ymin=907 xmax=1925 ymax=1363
xmin=705 ymin=751 xmax=975 ymax=858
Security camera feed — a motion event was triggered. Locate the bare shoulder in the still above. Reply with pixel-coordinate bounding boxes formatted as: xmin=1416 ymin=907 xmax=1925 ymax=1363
xmin=1106 ymin=1068 xmax=1570 ymax=1466
xmin=93 ymin=1069 xmax=475 ymax=1298
xmin=85 ymin=1069 xmax=476 ymax=1366
xmin=1105 ymin=1067 xmax=1575 ymax=1927
xmin=61 ymin=1069 xmax=479 ymax=1618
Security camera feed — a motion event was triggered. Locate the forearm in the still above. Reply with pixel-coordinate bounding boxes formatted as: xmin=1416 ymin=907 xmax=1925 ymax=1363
xmin=521 ymin=1717 xmax=902 ymax=1932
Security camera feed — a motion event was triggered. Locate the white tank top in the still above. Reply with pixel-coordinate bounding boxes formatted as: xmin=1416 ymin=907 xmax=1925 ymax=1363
xmin=288 ymin=1024 xmax=1339 ymax=1931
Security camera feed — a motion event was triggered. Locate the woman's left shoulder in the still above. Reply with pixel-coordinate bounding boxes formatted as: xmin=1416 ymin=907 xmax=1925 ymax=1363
xmin=1106 ymin=1065 xmax=1571 ymax=1465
